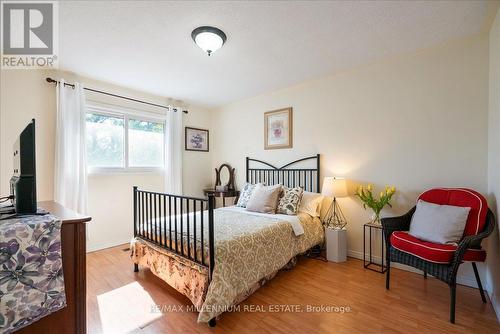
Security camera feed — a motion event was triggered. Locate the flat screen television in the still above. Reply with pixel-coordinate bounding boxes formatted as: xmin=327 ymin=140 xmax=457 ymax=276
xmin=10 ymin=119 xmax=37 ymax=214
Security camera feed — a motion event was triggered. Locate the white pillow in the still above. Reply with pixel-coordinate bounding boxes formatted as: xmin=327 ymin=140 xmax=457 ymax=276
xmin=236 ymin=182 xmax=264 ymax=207
xmin=246 ymin=184 xmax=282 ymax=214
xmin=409 ymin=200 xmax=471 ymax=244
xmin=298 ymin=191 xmax=323 ymax=217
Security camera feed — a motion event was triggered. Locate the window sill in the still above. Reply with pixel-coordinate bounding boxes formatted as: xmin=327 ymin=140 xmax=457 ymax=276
xmin=88 ymin=167 xmax=164 ymax=175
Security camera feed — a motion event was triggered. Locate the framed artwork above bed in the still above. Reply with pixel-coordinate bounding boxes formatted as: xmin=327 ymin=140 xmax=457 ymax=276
xmin=185 ymin=127 xmax=209 ymax=152
xmin=264 ymin=107 xmax=292 ymax=150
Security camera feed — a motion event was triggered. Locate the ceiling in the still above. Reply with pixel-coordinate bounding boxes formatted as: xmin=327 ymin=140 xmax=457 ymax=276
xmin=59 ymin=1 xmax=490 ymax=108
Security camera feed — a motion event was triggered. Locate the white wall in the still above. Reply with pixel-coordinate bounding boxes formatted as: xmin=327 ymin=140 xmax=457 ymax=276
xmin=211 ymin=34 xmax=489 ymax=287
xmin=0 ymin=70 xmax=57 ymax=201
xmin=487 ymin=6 xmax=500 ymax=321
xmin=0 ymin=69 xmax=213 ymax=252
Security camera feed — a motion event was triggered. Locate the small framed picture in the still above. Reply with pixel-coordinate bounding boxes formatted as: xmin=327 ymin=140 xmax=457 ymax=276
xmin=185 ymin=127 xmax=209 ymax=152
xmin=264 ymin=107 xmax=293 ymax=150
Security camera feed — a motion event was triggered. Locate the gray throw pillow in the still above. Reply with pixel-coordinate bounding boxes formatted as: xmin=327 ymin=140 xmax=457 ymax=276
xmin=246 ymin=184 xmax=283 ymax=214
xmin=277 ymin=186 xmax=304 ymax=215
xmin=409 ymin=200 xmax=471 ymax=244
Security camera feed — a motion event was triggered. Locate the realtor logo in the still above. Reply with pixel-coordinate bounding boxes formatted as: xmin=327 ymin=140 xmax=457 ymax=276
xmin=1 ymin=1 xmax=58 ymax=69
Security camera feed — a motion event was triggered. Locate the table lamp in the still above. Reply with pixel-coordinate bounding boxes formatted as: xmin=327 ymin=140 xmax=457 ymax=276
xmin=322 ymin=177 xmax=348 ymax=229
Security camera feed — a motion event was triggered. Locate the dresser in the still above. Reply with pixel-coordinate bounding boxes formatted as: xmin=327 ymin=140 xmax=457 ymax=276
xmin=15 ymin=201 xmax=91 ymax=334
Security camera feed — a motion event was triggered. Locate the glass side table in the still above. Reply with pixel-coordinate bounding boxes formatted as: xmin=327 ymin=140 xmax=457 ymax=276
xmin=363 ymin=222 xmax=387 ymax=273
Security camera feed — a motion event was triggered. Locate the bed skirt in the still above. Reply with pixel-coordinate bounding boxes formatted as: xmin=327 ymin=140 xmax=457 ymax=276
xmin=130 ymin=237 xmax=298 ymax=315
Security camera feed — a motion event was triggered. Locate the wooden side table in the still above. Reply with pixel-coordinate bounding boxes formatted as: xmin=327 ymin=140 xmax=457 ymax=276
xmin=203 ymin=189 xmax=240 ymax=207
xmin=363 ymin=222 xmax=387 ymax=273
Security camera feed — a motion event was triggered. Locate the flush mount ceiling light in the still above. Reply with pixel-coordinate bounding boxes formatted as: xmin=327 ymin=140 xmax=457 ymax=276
xmin=191 ymin=26 xmax=227 ymax=56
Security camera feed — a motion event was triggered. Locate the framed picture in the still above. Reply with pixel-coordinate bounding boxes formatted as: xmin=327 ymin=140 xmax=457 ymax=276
xmin=264 ymin=107 xmax=293 ymax=150
xmin=185 ymin=127 xmax=209 ymax=152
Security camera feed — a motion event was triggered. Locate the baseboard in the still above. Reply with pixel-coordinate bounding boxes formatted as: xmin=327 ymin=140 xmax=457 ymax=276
xmin=87 ymin=239 xmax=130 ymax=253
xmin=489 ymin=290 xmax=500 ymax=323
xmin=347 ymin=250 xmax=479 ymax=289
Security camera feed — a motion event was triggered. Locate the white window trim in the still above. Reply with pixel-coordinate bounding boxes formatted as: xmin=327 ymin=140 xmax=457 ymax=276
xmin=86 ymin=104 xmax=166 ymax=174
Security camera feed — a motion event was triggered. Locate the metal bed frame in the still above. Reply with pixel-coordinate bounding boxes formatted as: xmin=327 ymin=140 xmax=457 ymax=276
xmin=133 ymin=154 xmax=320 ymax=326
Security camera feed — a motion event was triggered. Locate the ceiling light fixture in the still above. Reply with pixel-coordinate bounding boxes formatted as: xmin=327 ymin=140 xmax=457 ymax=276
xmin=191 ymin=26 xmax=227 ymax=56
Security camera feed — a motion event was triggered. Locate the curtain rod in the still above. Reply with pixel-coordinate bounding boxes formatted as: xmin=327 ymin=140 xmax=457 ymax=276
xmin=45 ymin=77 xmax=188 ymax=114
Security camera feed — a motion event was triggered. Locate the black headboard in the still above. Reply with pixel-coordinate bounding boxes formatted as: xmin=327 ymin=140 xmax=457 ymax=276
xmin=246 ymin=154 xmax=321 ymax=193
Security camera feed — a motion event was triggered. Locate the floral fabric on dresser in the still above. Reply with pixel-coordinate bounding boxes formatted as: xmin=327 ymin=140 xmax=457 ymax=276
xmin=0 ymin=215 xmax=66 ymax=334
xmin=277 ymin=186 xmax=304 ymax=215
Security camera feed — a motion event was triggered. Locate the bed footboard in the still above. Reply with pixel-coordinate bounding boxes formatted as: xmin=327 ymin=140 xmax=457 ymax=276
xmin=132 ymin=187 xmax=216 ymax=280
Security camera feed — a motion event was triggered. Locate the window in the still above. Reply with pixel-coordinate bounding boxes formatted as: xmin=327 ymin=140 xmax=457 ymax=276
xmin=85 ymin=106 xmax=165 ymax=172
xmin=128 ymin=119 xmax=164 ymax=167
xmin=86 ymin=113 xmax=125 ymax=168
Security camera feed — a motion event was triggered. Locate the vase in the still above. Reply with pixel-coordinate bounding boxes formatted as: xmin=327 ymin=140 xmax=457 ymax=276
xmin=370 ymin=212 xmax=381 ymax=225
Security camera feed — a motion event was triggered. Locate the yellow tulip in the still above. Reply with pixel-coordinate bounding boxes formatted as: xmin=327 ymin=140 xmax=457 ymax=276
xmin=391 ymin=186 xmax=396 ymax=193
xmin=380 ymin=191 xmax=384 ymax=198
xmin=367 ymin=184 xmax=373 ymax=191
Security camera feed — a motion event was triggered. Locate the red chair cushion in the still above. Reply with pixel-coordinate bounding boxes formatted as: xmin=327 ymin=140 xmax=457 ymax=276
xmin=391 ymin=231 xmax=486 ymax=264
xmin=418 ymin=188 xmax=487 ymax=237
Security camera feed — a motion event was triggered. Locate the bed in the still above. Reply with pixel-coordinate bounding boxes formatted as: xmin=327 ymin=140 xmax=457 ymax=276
xmin=130 ymin=155 xmax=324 ymax=326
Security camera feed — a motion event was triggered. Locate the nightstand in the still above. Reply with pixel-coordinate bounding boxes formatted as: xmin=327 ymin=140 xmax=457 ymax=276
xmin=325 ymin=227 xmax=347 ymax=262
xmin=203 ymin=189 xmax=240 ymax=207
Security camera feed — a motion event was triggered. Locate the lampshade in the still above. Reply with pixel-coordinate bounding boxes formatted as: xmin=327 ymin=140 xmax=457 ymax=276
xmin=191 ymin=26 xmax=227 ymax=56
xmin=321 ymin=177 xmax=348 ymax=198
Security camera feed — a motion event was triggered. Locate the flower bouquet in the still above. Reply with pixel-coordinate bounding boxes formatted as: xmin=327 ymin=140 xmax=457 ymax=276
xmin=356 ymin=184 xmax=396 ymax=224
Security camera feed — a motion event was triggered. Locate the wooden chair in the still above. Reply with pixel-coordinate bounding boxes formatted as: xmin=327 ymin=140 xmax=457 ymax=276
xmin=381 ymin=188 xmax=495 ymax=323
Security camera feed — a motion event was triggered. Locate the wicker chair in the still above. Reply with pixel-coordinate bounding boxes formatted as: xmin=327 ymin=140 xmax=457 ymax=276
xmin=381 ymin=188 xmax=495 ymax=324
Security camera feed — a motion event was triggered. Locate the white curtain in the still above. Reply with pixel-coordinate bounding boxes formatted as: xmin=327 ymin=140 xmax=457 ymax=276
xmin=165 ymin=107 xmax=183 ymax=194
xmin=54 ymin=80 xmax=88 ymax=214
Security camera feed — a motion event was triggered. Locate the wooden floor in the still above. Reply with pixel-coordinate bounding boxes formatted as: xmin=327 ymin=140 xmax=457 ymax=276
xmin=87 ymin=245 xmax=499 ymax=334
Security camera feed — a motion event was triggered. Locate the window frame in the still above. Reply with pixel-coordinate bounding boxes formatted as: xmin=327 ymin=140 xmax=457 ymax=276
xmin=86 ymin=104 xmax=166 ymax=174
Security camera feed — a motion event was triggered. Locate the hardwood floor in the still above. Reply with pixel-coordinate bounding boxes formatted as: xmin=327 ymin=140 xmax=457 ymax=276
xmin=87 ymin=245 xmax=499 ymax=333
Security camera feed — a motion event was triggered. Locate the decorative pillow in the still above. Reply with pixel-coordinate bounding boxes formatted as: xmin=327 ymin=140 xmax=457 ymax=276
xmin=409 ymin=199 xmax=471 ymax=244
xmin=236 ymin=182 xmax=260 ymax=207
xmin=246 ymin=184 xmax=283 ymax=214
xmin=277 ymin=186 xmax=304 ymax=215
xmin=298 ymin=191 xmax=323 ymax=217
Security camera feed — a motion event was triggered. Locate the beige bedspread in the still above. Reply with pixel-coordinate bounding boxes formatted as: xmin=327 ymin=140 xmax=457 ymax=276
xmin=131 ymin=207 xmax=324 ymax=322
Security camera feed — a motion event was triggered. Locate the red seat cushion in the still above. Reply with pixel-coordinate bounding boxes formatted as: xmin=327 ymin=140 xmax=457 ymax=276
xmin=418 ymin=188 xmax=487 ymax=237
xmin=391 ymin=231 xmax=486 ymax=264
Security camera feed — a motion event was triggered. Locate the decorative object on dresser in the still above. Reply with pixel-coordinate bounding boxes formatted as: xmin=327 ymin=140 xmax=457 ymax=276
xmin=363 ymin=222 xmax=386 ymax=273
xmin=14 ymin=201 xmax=91 ymax=334
xmin=204 ymin=163 xmax=239 ymax=206
xmin=214 ymin=163 xmax=235 ymax=191
xmin=264 ymin=107 xmax=292 ymax=150
xmin=356 ymin=184 xmax=396 ymax=225
xmin=185 ymin=127 xmax=209 ymax=152
xmin=382 ymin=188 xmax=495 ymax=324
xmin=321 ymin=177 xmax=349 ymax=229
